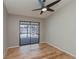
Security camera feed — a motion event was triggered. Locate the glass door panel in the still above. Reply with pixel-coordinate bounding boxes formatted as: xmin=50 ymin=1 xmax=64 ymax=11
xmin=20 ymin=24 xmax=30 ymax=45
xmin=19 ymin=21 xmax=40 ymax=46
xmin=31 ymin=23 xmax=39 ymax=44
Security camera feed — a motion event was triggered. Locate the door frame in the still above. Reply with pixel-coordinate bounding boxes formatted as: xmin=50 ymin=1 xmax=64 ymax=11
xmin=19 ymin=21 xmax=40 ymax=46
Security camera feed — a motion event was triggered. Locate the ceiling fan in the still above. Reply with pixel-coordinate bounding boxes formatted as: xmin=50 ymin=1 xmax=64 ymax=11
xmin=32 ymin=0 xmax=61 ymax=15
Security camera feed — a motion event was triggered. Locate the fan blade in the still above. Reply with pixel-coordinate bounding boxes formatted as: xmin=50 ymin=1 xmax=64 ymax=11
xmin=32 ymin=8 xmax=42 ymax=11
xmin=46 ymin=0 xmax=61 ymax=7
xmin=47 ymin=8 xmax=54 ymax=12
xmin=40 ymin=11 xmax=43 ymax=15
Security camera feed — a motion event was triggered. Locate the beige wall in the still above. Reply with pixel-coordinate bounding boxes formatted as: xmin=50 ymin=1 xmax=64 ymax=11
xmin=7 ymin=14 xmax=45 ymax=47
xmin=45 ymin=0 xmax=76 ymax=56
xmin=3 ymin=4 xmax=8 ymax=56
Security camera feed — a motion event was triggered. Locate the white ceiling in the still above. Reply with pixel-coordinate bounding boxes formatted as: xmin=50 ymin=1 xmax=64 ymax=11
xmin=4 ymin=0 xmax=72 ymax=19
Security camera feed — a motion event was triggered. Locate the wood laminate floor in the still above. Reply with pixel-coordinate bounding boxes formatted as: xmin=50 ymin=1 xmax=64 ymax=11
xmin=5 ymin=43 xmax=75 ymax=59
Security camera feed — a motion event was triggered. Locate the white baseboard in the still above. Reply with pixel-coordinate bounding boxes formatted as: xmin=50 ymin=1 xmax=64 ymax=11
xmin=46 ymin=42 xmax=75 ymax=57
xmin=40 ymin=42 xmax=46 ymax=44
xmin=3 ymin=48 xmax=8 ymax=59
xmin=7 ymin=46 xmax=20 ymax=49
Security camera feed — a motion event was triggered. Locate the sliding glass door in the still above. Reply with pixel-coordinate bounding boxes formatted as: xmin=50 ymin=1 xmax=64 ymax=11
xmin=19 ymin=21 xmax=40 ymax=46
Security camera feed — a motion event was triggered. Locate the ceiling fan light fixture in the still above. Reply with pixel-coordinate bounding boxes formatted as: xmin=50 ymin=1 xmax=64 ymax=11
xmin=32 ymin=0 xmax=61 ymax=15
xmin=42 ymin=8 xmax=47 ymax=11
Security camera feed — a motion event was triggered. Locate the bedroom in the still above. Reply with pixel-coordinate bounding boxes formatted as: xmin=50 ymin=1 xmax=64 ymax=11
xmin=3 ymin=0 xmax=76 ymax=59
